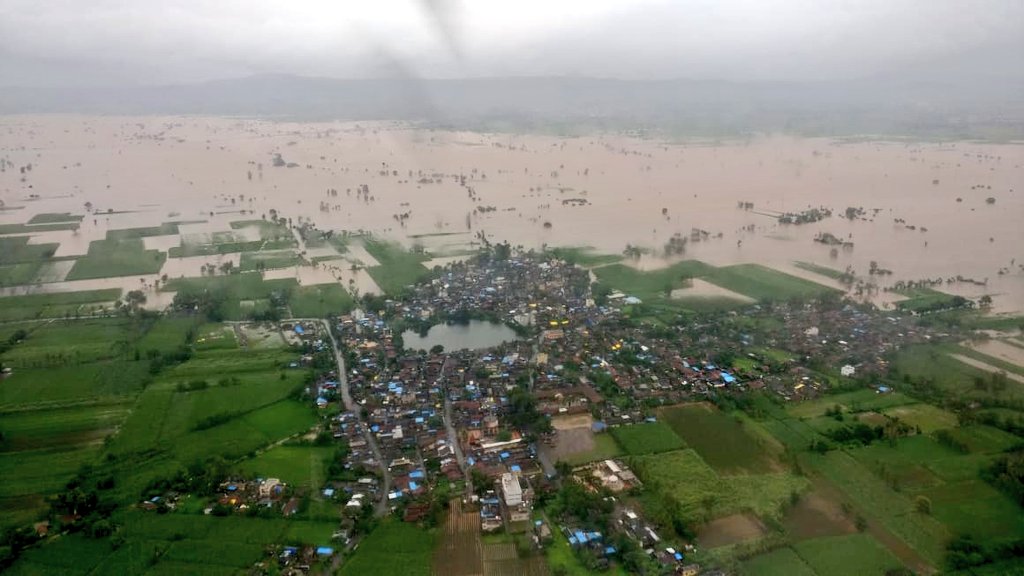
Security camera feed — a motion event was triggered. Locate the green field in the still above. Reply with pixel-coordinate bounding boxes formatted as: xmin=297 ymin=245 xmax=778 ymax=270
xmin=633 ymin=449 xmax=807 ymax=523
xmin=610 ymin=421 xmax=685 ymax=455
xmin=659 ymin=403 xmax=778 ymax=474
xmin=237 ymin=445 xmax=334 ymax=489
xmin=105 ymin=223 xmax=183 ymax=240
xmin=703 ymin=264 xmax=840 ymax=302
xmin=802 ymin=451 xmax=949 ymax=565
xmin=239 ymin=250 xmax=303 ymax=271
xmin=0 ymin=221 xmax=80 ymax=234
xmin=66 ymin=237 xmax=166 ymax=280
xmin=162 ymin=274 xmax=299 ymax=320
xmin=791 ymin=534 xmax=903 ymax=576
xmin=593 ymin=260 xmax=714 ymax=302
xmin=27 ymin=212 xmax=84 ymax=224
xmin=230 ymin=219 xmax=294 ymax=241
xmin=894 ymin=343 xmax=1024 ymax=401
xmin=740 ymin=546 xmax=817 ymax=576
xmin=547 ymin=246 xmax=623 ymax=267
xmin=793 ymin=261 xmax=847 ymax=281
xmin=339 ymin=520 xmax=436 ymax=576
xmin=289 ymin=283 xmax=355 ymax=317
xmin=882 ymin=403 xmax=958 ymax=433
xmin=562 ymin=432 xmax=624 ymax=466
xmin=362 ymin=237 xmax=432 ymax=296
xmin=0 ymin=288 xmax=121 ymax=321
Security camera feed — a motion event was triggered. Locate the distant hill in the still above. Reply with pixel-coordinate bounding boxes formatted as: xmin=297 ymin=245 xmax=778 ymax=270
xmin=2 ymin=75 xmax=1022 ymax=139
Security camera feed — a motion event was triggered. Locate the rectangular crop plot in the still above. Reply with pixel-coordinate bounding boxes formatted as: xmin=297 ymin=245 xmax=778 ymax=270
xmin=340 ymin=520 xmax=436 ymax=576
xmin=792 ymin=534 xmax=903 ymax=576
xmin=659 ymin=403 xmax=778 ymax=474
xmin=610 ymin=421 xmax=685 ymax=455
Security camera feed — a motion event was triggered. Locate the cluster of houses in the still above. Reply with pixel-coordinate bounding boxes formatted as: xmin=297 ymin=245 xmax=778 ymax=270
xmin=278 ymin=250 xmax=954 ymax=574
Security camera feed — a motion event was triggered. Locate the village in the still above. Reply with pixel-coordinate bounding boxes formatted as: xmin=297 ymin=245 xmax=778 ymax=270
xmin=161 ymin=248 xmax=949 ymax=575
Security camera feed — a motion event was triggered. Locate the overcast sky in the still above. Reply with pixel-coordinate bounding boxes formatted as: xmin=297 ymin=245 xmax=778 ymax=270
xmin=1 ymin=0 xmax=1021 ymax=86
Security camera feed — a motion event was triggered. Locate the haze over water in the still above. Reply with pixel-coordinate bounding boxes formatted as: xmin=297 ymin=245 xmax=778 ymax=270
xmin=1 ymin=116 xmax=1021 ymax=312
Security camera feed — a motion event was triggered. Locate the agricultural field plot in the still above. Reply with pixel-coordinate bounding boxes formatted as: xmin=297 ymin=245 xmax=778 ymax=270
xmin=802 ymin=451 xmax=949 ymax=566
xmin=361 ymin=237 xmax=432 ymax=296
xmin=136 ymin=316 xmax=200 ymax=352
xmin=289 ymin=283 xmax=355 ymax=317
xmin=237 ymin=445 xmax=334 ymax=489
xmin=882 ymin=403 xmax=958 ymax=432
xmin=609 ymin=421 xmax=685 ymax=455
xmin=702 ymin=263 xmax=840 ymax=302
xmin=339 ymin=519 xmax=436 ymax=576
xmin=659 ymin=403 xmax=779 ymax=474
xmin=740 ymin=546 xmax=817 ymax=576
xmin=943 ymin=424 xmax=1023 ymax=455
xmin=593 ymin=260 xmax=714 ymax=302
xmin=162 ymin=274 xmax=299 ymax=320
xmin=787 ymin=389 xmax=916 ymax=419
xmin=848 ymin=436 xmax=959 ymax=492
xmin=922 ymin=479 xmax=1024 ymax=543
xmin=9 ymin=511 xmax=329 ymax=576
xmin=791 ymin=534 xmax=903 ymax=576
xmin=632 ymin=449 xmax=807 ymax=523
xmin=66 ymin=237 xmax=167 ymax=280
xmin=434 ymin=498 xmax=484 ymax=576
xmin=230 ymin=219 xmax=295 ymax=243
xmin=894 ymin=343 xmax=1024 ymax=401
xmin=27 ymin=212 xmax=84 ymax=224
xmin=781 ymin=490 xmax=856 ymax=540
xmin=0 ymin=288 xmax=122 ymax=321
xmin=239 ymin=249 xmax=303 ymax=271
xmin=697 ymin=513 xmax=766 ymax=548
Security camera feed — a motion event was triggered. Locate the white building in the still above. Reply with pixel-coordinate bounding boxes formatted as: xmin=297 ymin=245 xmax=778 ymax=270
xmin=840 ymin=364 xmax=856 ymax=377
xmin=501 ymin=472 xmax=523 ymax=507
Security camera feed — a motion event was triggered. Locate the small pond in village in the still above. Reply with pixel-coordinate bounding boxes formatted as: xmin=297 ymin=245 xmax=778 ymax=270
xmin=401 ymin=320 xmax=521 ymax=351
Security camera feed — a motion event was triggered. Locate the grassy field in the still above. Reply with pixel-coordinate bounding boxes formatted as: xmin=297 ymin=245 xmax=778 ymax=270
xmin=659 ymin=404 xmax=778 ymax=474
xmin=563 ymin=433 xmax=624 ymax=466
xmin=289 ymin=283 xmax=355 ymax=317
xmin=27 ymin=212 xmax=84 ymax=224
xmin=893 ymin=287 xmax=961 ymax=312
xmin=882 ymin=403 xmax=958 ymax=433
xmin=632 ymin=449 xmax=807 ymax=523
xmin=547 ymin=246 xmax=623 ymax=267
xmin=703 ymin=264 xmax=840 ymax=302
xmin=362 ymin=237 xmax=432 ymax=296
xmin=894 ymin=343 xmax=1024 ymax=401
xmin=237 ymin=445 xmax=333 ymax=489
xmin=0 ymin=221 xmax=80 ymax=234
xmin=339 ymin=520 xmax=436 ymax=576
xmin=802 ymin=450 xmax=949 ymax=565
xmin=162 ymin=274 xmax=299 ymax=320
xmin=787 ymin=389 xmax=916 ymax=418
xmin=610 ymin=421 xmax=685 ymax=455
xmin=740 ymin=546 xmax=817 ymax=576
xmin=793 ymin=261 xmax=847 ymax=281
xmin=791 ymin=534 xmax=903 ymax=576
xmin=66 ymin=237 xmax=166 ymax=280
xmin=230 ymin=219 xmax=294 ymax=241
xmin=593 ymin=260 xmax=714 ymax=302
xmin=239 ymin=250 xmax=303 ymax=271
xmin=0 ymin=288 xmax=121 ymax=321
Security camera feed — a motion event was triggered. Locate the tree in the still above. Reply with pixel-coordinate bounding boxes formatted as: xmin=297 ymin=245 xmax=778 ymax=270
xmin=914 ymin=495 xmax=932 ymax=515
xmin=979 ymin=294 xmax=993 ymax=308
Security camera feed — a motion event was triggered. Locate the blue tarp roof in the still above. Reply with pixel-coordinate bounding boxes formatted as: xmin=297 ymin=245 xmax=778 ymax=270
xmin=316 ymin=547 xmax=333 ymax=555
xmin=294 ymin=326 xmax=305 ymax=334
xmin=410 ymin=470 xmax=425 ymax=479
xmin=409 ymin=481 xmax=419 ymax=491
xmin=510 ymin=465 xmax=522 ymax=472
xmin=722 ymin=373 xmax=737 ymax=383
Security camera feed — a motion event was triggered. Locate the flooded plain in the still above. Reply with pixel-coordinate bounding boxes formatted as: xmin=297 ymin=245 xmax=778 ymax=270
xmin=1 ymin=116 xmax=1021 ymax=312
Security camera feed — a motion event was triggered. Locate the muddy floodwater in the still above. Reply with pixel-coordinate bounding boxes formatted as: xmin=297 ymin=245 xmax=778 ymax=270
xmin=1 ymin=116 xmax=1021 ymax=312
